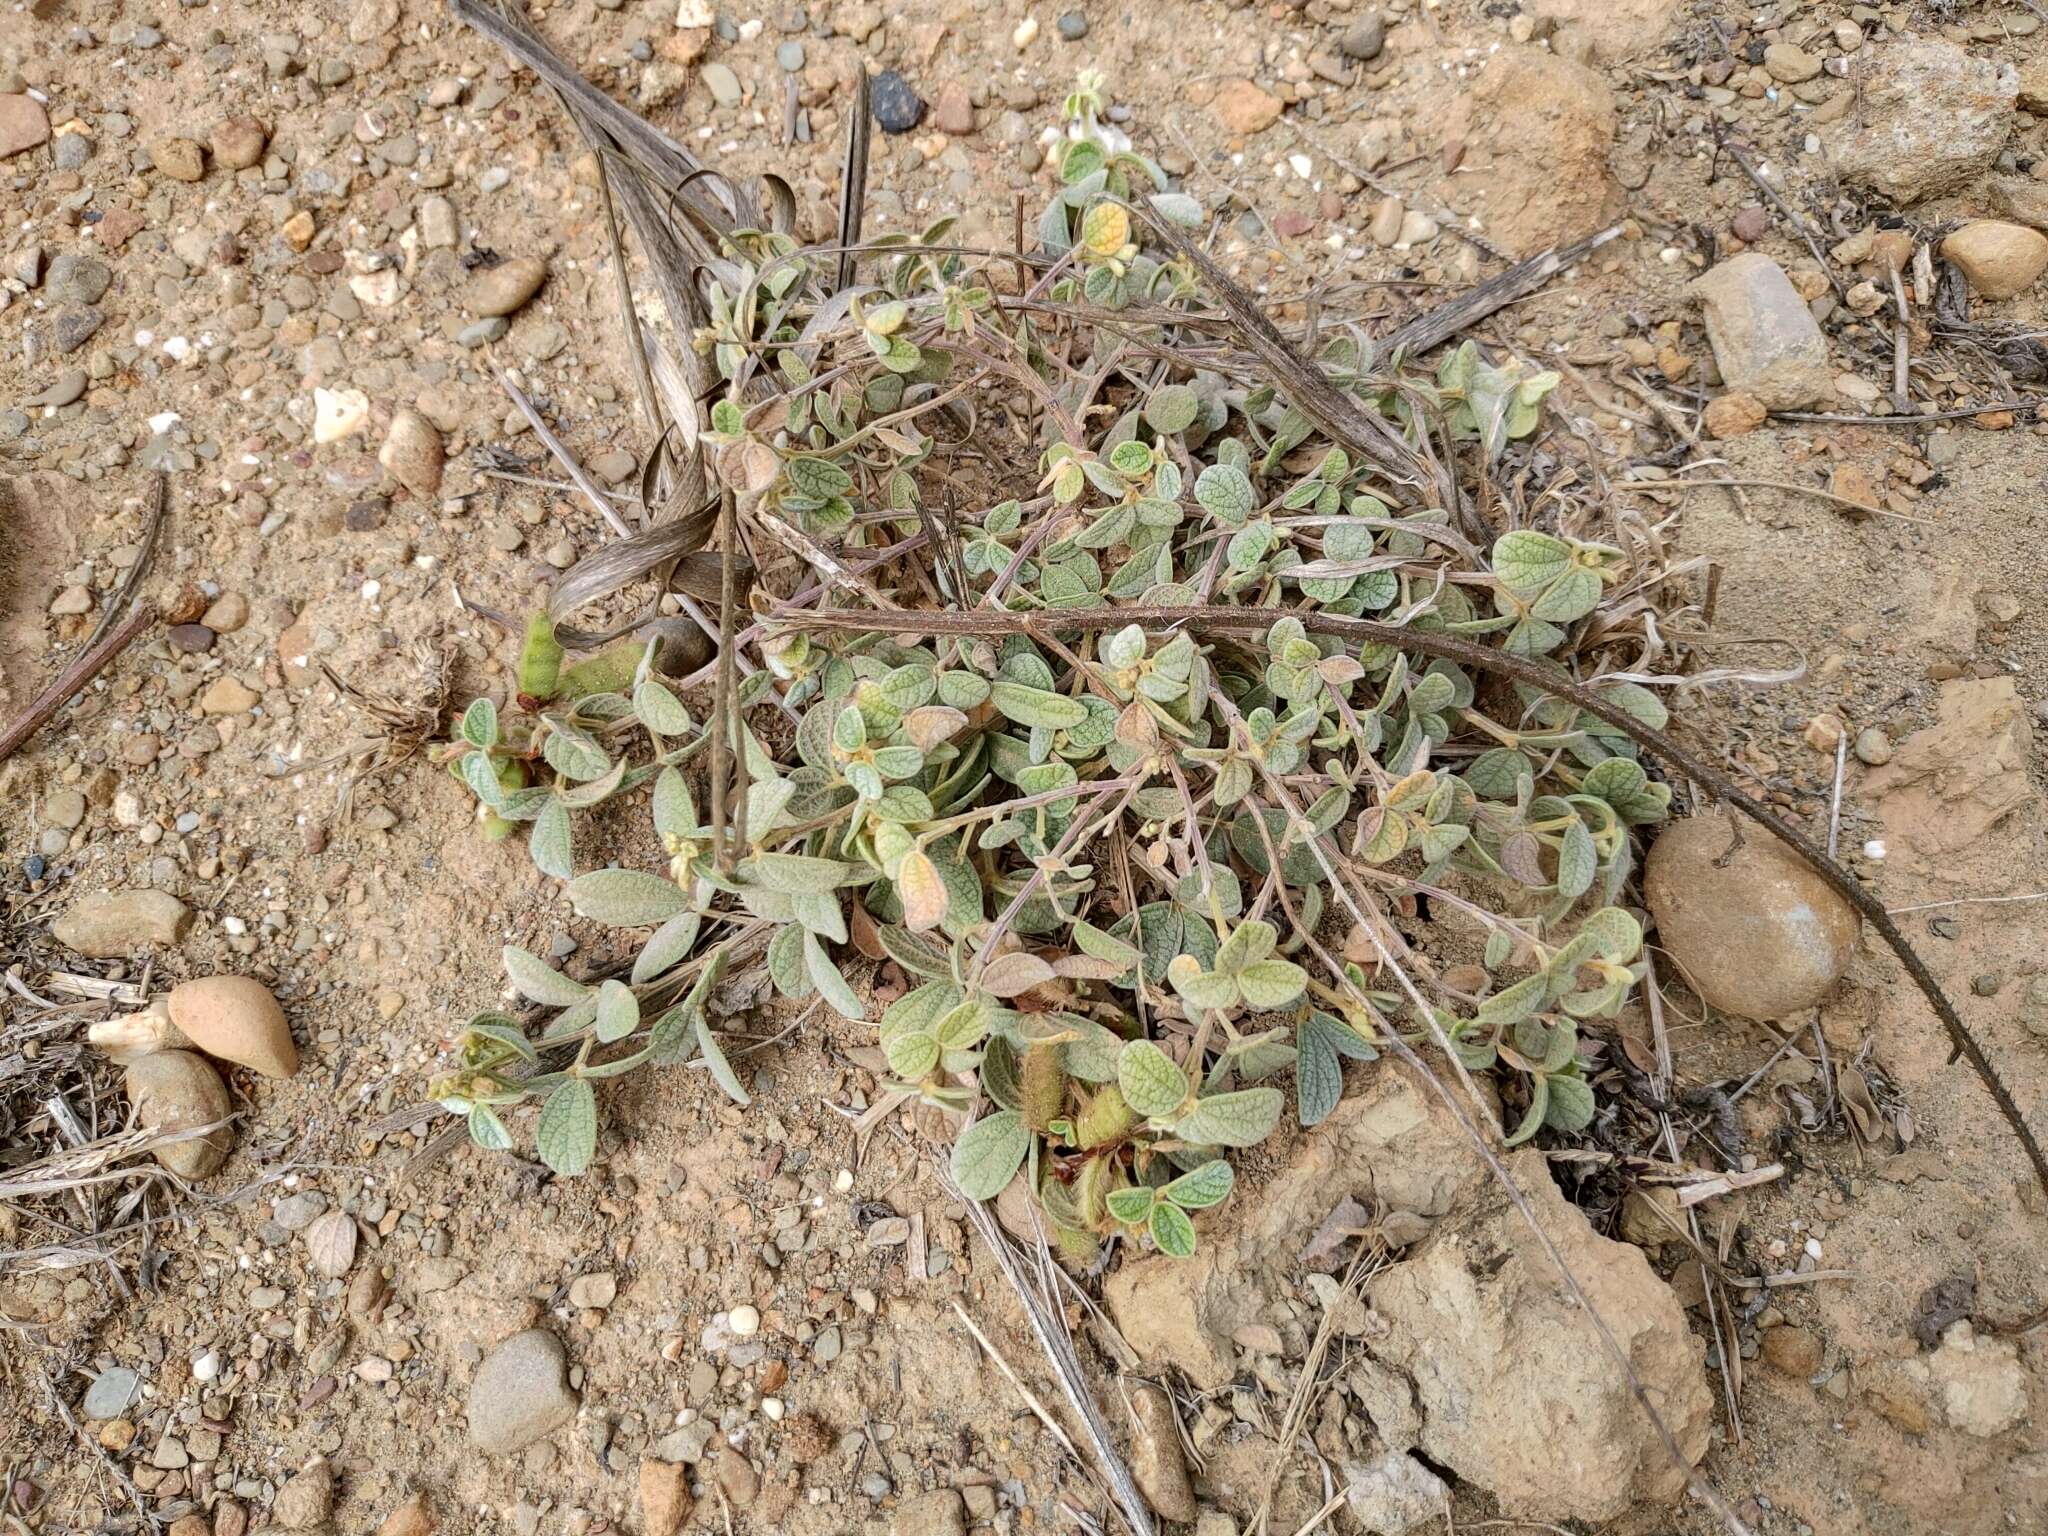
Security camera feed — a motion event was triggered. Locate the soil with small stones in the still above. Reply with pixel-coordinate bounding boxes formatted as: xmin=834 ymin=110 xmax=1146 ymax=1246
xmin=4 ymin=2 xmax=2048 ymax=1535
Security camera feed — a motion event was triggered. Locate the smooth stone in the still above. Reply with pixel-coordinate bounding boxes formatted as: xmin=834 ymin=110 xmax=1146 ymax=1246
xmin=466 ymin=256 xmax=547 ymax=317
xmin=150 ymin=136 xmax=206 ymax=182
xmin=123 ymin=1051 xmax=232 ymax=1178
xmin=1940 ymin=220 xmax=2048 ymax=299
xmin=379 ymin=408 xmax=445 ymax=496
xmin=211 ymin=116 xmax=268 ymax=170
xmin=702 ymin=62 xmax=742 ymax=106
xmin=467 ymin=1330 xmax=578 ymax=1455
xmin=167 ymin=975 xmax=299 ymax=1078
xmin=83 ymin=1367 xmax=141 ymax=1420
xmin=1644 ymin=811 xmax=1860 ymax=1020
xmin=273 ymin=1458 xmax=335 ymax=1529
xmin=47 ymin=252 xmax=112 ymax=305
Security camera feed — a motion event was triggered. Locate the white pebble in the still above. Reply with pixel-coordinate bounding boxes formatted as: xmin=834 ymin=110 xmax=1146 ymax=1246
xmin=191 ymin=1350 xmax=220 ymax=1382
xmin=729 ymin=1304 xmax=761 ymax=1337
xmin=1012 ymin=15 xmax=1038 ymax=48
xmin=833 ymin=1168 xmax=854 ymax=1194
xmin=1863 ymin=839 xmax=1886 ymax=861
xmin=762 ymin=1396 xmax=784 ymax=1421
xmin=1287 ymin=152 xmax=1312 ymax=178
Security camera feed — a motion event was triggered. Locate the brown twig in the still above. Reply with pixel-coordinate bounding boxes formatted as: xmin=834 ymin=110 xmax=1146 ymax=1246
xmin=783 ymin=602 xmax=2048 ymax=1199
xmin=0 ymin=604 xmax=157 ymax=767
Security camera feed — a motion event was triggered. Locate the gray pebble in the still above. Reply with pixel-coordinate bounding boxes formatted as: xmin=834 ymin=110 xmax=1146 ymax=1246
xmin=1056 ymin=10 xmax=1088 ymax=40
xmin=1852 ymin=726 xmax=1893 ymax=766
xmin=457 ymin=317 xmax=509 ymax=347
xmin=777 ymin=40 xmax=804 ymax=70
xmin=83 ymin=1367 xmax=141 ymax=1421
xmin=703 ymin=62 xmax=742 ymax=107
xmin=51 ymin=308 xmax=106 ymax=355
xmin=54 ymin=132 xmax=94 ymax=169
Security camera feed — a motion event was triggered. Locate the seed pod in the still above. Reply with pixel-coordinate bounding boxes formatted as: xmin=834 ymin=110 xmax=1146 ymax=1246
xmin=517 ymin=611 xmax=564 ymax=703
xmin=1073 ymin=1084 xmax=1134 ymax=1151
xmin=1020 ymin=1042 xmax=1067 ymax=1134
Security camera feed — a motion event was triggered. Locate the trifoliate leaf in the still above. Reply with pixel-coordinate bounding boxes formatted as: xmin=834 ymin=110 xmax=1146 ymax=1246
xmin=1149 ymin=1200 xmax=1198 ymax=1258
xmin=1118 ymin=1040 xmax=1190 ymax=1119
xmin=1163 ymin=1159 xmax=1234 ymax=1210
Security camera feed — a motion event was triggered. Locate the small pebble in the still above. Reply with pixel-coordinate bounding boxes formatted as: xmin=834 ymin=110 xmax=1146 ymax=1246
xmin=870 ymin=71 xmax=923 ymax=134
xmin=1056 ymin=11 xmax=1088 ymax=40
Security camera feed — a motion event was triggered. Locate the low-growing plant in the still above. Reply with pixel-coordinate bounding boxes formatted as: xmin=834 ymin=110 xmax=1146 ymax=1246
xmin=426 ymin=71 xmax=1672 ymax=1262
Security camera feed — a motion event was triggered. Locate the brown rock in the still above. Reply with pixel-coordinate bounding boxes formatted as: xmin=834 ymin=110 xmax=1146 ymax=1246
xmin=714 ymin=1449 xmax=759 ymax=1507
xmin=200 ymin=676 xmax=262 ymax=714
xmin=211 ymin=117 xmax=269 ymax=171
xmin=377 ymin=1494 xmax=434 ymax=1536
xmin=640 ymin=1460 xmax=690 ymax=1536
xmin=1213 ymin=79 xmax=1283 ymax=137
xmin=170 ymin=1517 xmax=211 ymax=1536
xmin=1644 ymin=812 xmax=1859 ymax=1019
xmin=1526 ymin=0 xmax=1675 ymax=61
xmin=273 ymin=1457 xmax=334 ymax=1530
xmin=214 ymin=1499 xmax=248 ymax=1536
xmin=1128 ymin=1383 xmax=1196 ymax=1522
xmin=168 ymin=975 xmax=299 ymax=1078
xmin=1701 ymin=391 xmax=1767 ymax=439
xmin=1940 ymin=220 xmax=2048 ymax=300
xmin=150 ymin=136 xmax=206 ymax=182
xmin=123 ymin=1051 xmax=233 ymax=1179
xmin=1861 ymin=678 xmax=2036 ymax=859
xmin=55 ymin=889 xmax=193 ymax=957
xmin=1864 ymin=1368 xmax=1932 ymax=1435
xmin=931 ymin=81 xmax=974 ymax=137
xmin=1760 ymin=1325 xmax=1823 ymax=1377
xmin=379 ymin=408 xmax=446 ymax=496
xmin=0 ymin=94 xmax=51 ymax=159
xmin=466 ymin=256 xmax=548 ymax=317
xmin=1441 ymin=49 xmax=1617 ymax=258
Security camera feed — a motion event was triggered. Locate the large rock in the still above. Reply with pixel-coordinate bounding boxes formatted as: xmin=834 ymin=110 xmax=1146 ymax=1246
xmin=1941 ymin=220 xmax=2048 ymax=299
xmin=1824 ymin=40 xmax=2016 ymax=204
xmin=54 ymin=889 xmax=193 ymax=957
xmin=1106 ymin=1066 xmax=1712 ymax=1524
xmin=1106 ymin=1066 xmax=1481 ymax=1386
xmin=0 ymin=94 xmax=50 ymax=160
xmin=1862 ymin=678 xmax=2036 ymax=860
xmin=1367 ymin=1162 xmax=1713 ymax=1523
xmin=124 ymin=1051 xmax=233 ymax=1180
xmin=1989 ymin=175 xmax=2048 ymax=234
xmin=168 ymin=975 xmax=299 ymax=1078
xmin=1526 ymin=0 xmax=1675 ymax=61
xmin=1644 ymin=811 xmax=1859 ymax=1019
xmin=467 ymin=1330 xmax=578 ymax=1454
xmin=1927 ymin=1321 xmax=2029 ymax=1438
xmin=1441 ymin=49 xmax=1617 ymax=257
xmin=1342 ymin=1452 xmax=1449 ymax=1534
xmin=1690 ymin=253 xmax=1833 ymax=410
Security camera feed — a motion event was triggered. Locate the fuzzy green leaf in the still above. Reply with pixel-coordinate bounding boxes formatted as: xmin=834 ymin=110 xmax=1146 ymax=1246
xmin=989 ymin=680 xmax=1089 ymax=731
xmin=1119 ymin=1039 xmax=1191 ymax=1119
xmin=594 ymin=979 xmax=639 ymax=1043
xmin=529 ymin=797 xmax=573 ymax=880
xmin=536 ymin=1078 xmax=598 ymax=1175
xmin=1163 ymin=1159 xmax=1234 ymax=1210
xmin=1173 ymin=1087 xmax=1284 ymax=1148
xmin=951 ymin=1110 xmax=1031 ymax=1200
xmin=1149 ymin=1200 xmax=1198 ymax=1257
xmin=570 ymin=869 xmax=690 ymax=927
xmin=461 ymin=698 xmax=499 ymax=749
xmin=502 ymin=946 xmax=590 ymax=1007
